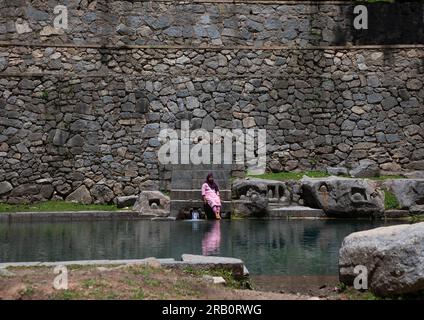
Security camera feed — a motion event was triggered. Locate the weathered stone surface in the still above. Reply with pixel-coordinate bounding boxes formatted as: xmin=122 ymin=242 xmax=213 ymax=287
xmin=202 ymin=275 xmax=226 ymax=285
xmin=383 ymin=179 xmax=424 ymax=209
xmin=339 ymin=223 xmax=424 ymax=296
xmin=65 ymin=185 xmax=92 ymax=204
xmin=10 ymin=184 xmax=40 ymax=197
xmin=327 ymin=167 xmax=348 ymax=176
xmin=133 ymin=191 xmax=170 ymax=216
xmin=90 ymin=185 xmax=115 ymax=204
xmin=301 ymin=177 xmax=385 ymax=217
xmin=201 ymin=115 xmax=215 ymax=131
xmin=116 ymin=195 xmax=138 ymax=208
xmin=242 ymin=117 xmax=256 ymax=128
xmin=53 ymin=129 xmax=69 ymax=146
xmin=15 ymin=20 xmax=32 ymax=34
xmin=380 ymin=162 xmax=402 ymax=172
xmin=407 ymin=161 xmax=424 ymax=170
xmin=40 ymin=26 xmax=64 ymax=36
xmin=409 ymin=205 xmax=424 ymax=215
xmin=232 ymin=178 xmax=286 ymax=200
xmin=404 ymin=171 xmax=424 ymax=179
xmin=350 ymin=160 xmax=380 ymax=178
xmin=0 ymin=181 xmax=13 ymax=195
xmin=40 ymin=184 xmax=54 ymax=199
xmin=181 ymin=254 xmax=246 ymax=277
xmin=384 ymin=209 xmax=409 ymax=219
xmin=232 ymin=178 xmax=293 ymax=216
xmin=269 ymin=159 xmax=283 ymax=172
xmin=233 ymin=191 xmax=268 ymax=217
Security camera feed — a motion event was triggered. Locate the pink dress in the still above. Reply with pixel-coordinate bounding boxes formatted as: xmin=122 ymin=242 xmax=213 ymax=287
xmin=202 ymin=183 xmax=221 ymax=211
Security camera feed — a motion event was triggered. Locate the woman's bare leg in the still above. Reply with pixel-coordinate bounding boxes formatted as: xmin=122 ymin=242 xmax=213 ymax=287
xmin=214 ymin=207 xmax=221 ymax=220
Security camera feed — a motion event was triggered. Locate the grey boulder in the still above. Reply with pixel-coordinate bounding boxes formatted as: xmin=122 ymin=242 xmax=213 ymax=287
xmin=327 ymin=167 xmax=348 ymax=176
xmin=65 ymin=185 xmax=92 ymax=204
xmin=350 ymin=159 xmax=380 ymax=178
xmin=115 ymin=195 xmax=138 ymax=208
xmin=90 ymin=184 xmax=115 ymax=204
xmin=301 ymin=176 xmax=384 ymax=217
xmin=0 ymin=181 xmax=13 ymax=195
xmin=409 ymin=205 xmax=424 ymax=215
xmin=232 ymin=178 xmax=289 ymax=201
xmin=233 ymin=190 xmax=269 ymax=217
xmin=339 ymin=222 xmax=424 ymax=296
xmin=383 ymin=179 xmax=424 ymax=209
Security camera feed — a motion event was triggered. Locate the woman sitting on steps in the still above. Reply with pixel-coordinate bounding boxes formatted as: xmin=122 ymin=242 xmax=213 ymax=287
xmin=202 ymin=173 xmax=221 ymax=220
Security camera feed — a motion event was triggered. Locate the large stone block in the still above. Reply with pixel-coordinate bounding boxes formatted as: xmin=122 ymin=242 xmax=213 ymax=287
xmin=339 ymin=223 xmax=424 ymax=296
xmin=90 ymin=184 xmax=115 ymax=204
xmin=350 ymin=160 xmax=380 ymax=178
xmin=133 ymin=191 xmax=170 ymax=217
xmin=301 ymin=177 xmax=384 ymax=217
xmin=66 ymin=185 xmax=92 ymax=204
xmin=383 ymin=179 xmax=424 ymax=209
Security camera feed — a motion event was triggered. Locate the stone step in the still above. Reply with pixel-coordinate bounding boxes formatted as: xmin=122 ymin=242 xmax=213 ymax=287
xmin=268 ymin=206 xmax=325 ymax=218
xmin=170 ymin=200 xmax=231 ymax=217
xmin=189 ymin=170 xmax=232 ymax=180
xmin=171 ymin=164 xmax=234 ymax=171
xmin=193 ymin=179 xmax=230 ymax=189
xmin=171 ymin=170 xmax=231 ymax=181
xmin=171 ymin=178 xmax=230 ymax=189
xmin=171 ymin=189 xmax=231 ymax=201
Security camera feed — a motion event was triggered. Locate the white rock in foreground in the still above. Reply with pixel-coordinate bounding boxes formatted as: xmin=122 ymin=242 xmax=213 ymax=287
xmin=339 ymin=222 xmax=424 ymax=296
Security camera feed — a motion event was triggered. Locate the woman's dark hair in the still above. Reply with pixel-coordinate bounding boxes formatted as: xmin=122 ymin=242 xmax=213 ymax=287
xmin=205 ymin=173 xmax=219 ymax=192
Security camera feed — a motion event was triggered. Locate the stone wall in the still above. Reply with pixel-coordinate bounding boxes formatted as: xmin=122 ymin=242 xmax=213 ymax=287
xmin=0 ymin=0 xmax=423 ymax=203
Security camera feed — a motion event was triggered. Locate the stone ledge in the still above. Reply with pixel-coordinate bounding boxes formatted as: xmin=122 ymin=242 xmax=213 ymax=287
xmin=1 ymin=41 xmax=423 ymax=51
xmin=0 ymin=211 xmax=148 ymax=222
xmin=0 ymin=254 xmax=249 ymax=278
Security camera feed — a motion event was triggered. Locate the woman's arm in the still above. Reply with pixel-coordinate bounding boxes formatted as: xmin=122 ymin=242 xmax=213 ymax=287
xmin=201 ymin=183 xmax=207 ymax=204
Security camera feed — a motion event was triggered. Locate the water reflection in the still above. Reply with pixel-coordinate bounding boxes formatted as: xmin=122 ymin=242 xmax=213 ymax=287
xmin=202 ymin=221 xmax=221 ymax=256
xmin=0 ymin=219 xmax=405 ymax=275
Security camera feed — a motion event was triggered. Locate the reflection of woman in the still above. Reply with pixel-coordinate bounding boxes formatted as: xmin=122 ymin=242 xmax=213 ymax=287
xmin=201 ymin=173 xmax=221 ymax=220
xmin=202 ymin=221 xmax=221 ymax=255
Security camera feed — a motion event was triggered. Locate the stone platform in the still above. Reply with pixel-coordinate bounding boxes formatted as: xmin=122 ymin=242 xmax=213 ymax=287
xmin=268 ymin=205 xmax=326 ymax=219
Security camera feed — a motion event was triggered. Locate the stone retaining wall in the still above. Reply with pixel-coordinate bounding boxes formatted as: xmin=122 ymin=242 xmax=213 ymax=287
xmin=0 ymin=0 xmax=423 ymax=204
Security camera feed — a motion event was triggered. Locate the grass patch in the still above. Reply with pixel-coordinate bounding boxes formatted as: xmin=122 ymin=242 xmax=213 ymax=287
xmin=19 ymin=285 xmax=35 ymax=298
xmin=183 ymin=267 xmax=251 ymax=290
xmin=53 ymin=289 xmax=82 ymax=300
xmin=384 ymin=190 xmax=400 ymax=210
xmin=173 ymin=279 xmax=200 ymax=296
xmin=247 ymin=171 xmax=331 ymax=181
xmin=370 ymin=175 xmax=404 ymax=181
xmin=247 ymin=171 xmax=406 ymax=181
xmin=0 ymin=200 xmax=118 ymax=213
xmin=131 ymin=288 xmax=145 ymax=300
xmin=81 ymin=278 xmax=102 ymax=289
xmin=344 ymin=288 xmax=380 ymax=300
xmin=128 ymin=265 xmax=153 ymax=278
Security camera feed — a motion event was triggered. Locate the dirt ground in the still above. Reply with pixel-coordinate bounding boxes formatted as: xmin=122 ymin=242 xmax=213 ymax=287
xmin=0 ymin=264 xmax=326 ymax=300
xmin=251 ymin=275 xmax=341 ymax=298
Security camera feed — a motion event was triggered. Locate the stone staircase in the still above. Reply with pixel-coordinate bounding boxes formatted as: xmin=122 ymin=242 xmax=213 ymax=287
xmin=170 ymin=164 xmax=232 ymax=218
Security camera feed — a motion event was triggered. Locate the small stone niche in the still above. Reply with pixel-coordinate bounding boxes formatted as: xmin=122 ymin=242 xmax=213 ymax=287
xmin=149 ymin=198 xmax=161 ymax=208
